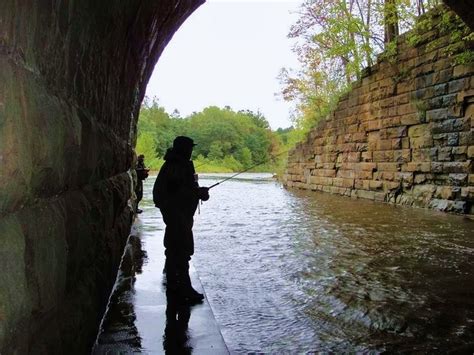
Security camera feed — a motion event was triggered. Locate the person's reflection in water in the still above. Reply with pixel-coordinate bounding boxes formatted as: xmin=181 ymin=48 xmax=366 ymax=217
xmin=163 ymin=289 xmax=193 ymax=354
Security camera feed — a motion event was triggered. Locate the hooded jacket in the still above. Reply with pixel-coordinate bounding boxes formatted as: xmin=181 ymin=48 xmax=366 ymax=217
xmin=153 ymin=148 xmax=200 ymax=217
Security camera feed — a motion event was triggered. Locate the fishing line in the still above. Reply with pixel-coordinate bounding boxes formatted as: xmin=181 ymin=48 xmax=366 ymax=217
xmin=207 ymin=150 xmax=289 ymax=189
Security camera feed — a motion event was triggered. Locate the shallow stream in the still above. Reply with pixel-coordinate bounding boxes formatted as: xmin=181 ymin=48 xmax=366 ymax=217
xmin=134 ymin=173 xmax=474 ymax=353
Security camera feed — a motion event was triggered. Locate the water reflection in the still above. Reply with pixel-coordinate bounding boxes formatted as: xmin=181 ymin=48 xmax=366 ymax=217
xmin=194 ymin=173 xmax=474 ymax=353
xmin=163 ymin=290 xmax=193 ymax=354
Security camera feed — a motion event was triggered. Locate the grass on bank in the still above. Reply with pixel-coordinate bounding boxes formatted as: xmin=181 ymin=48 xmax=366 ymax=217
xmin=143 ymin=155 xmax=286 ymax=176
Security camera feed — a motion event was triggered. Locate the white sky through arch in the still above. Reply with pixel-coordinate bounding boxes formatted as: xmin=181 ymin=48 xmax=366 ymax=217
xmin=145 ymin=0 xmax=303 ymax=130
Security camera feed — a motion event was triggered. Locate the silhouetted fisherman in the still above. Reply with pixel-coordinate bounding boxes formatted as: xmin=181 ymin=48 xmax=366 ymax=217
xmin=153 ymin=136 xmax=209 ymax=303
xmin=135 ymin=154 xmax=150 ymax=214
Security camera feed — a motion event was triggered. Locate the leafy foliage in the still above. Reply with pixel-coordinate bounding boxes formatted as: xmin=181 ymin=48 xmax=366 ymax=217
xmin=136 ymin=98 xmax=296 ymax=174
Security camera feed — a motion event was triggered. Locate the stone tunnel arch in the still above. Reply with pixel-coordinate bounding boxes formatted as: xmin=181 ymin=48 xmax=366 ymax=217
xmin=0 ymin=0 xmax=471 ymax=353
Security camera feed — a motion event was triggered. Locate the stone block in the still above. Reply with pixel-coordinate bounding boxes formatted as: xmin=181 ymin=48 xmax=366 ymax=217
xmin=427 ymin=96 xmax=444 ymax=109
xmin=374 ymin=139 xmax=393 ymax=151
xmin=397 ymin=172 xmax=415 ymax=184
xmin=313 ymin=169 xmax=337 ymax=177
xmin=442 ymin=93 xmax=458 ymax=107
xmin=459 ymin=130 xmax=474 ymax=146
xmin=321 ymin=153 xmax=338 ymax=163
xmin=347 ymin=124 xmax=360 ymax=133
xmin=426 ymin=108 xmax=448 ymax=121
xmin=394 ymin=149 xmax=411 ymax=163
xmin=448 ymin=78 xmax=468 ymax=93
xmin=431 ymin=162 xmax=443 ymax=173
xmin=468 ymin=146 xmax=474 ymax=158
xmin=366 ymin=120 xmax=382 ymax=132
xmin=395 ymin=93 xmax=410 ymax=105
xmin=435 ymin=186 xmax=455 ymax=199
xmin=378 ymin=162 xmax=401 ymax=172
xmin=369 ymin=180 xmax=383 ymax=190
xmin=337 ymin=170 xmax=355 ymax=179
xmin=397 ymin=81 xmax=416 ymax=94
xmin=455 ymin=117 xmax=472 ymax=132
xmin=381 ymin=126 xmax=408 ymax=139
xmin=355 ymin=170 xmax=373 ymax=180
xmin=449 ymin=173 xmax=468 ymax=186
xmin=397 ymin=104 xmax=417 ymax=116
xmin=355 ymin=189 xmax=376 ymax=200
xmin=433 ymin=58 xmax=451 ymax=72
xmin=342 ymin=178 xmax=355 ymax=188
xmin=374 ymin=171 xmax=395 ymax=181
xmin=381 ymin=117 xmax=401 ymax=128
xmin=408 ymin=124 xmax=431 ymax=138
xmin=433 ymin=83 xmax=447 ymax=96
xmin=428 ymin=199 xmax=467 ymax=213
xmin=410 ymin=135 xmax=434 ymax=149
xmin=412 ymin=184 xmax=436 ymax=201
xmin=374 ymin=192 xmax=386 ymax=201
xmin=373 ymin=150 xmax=394 ymax=162
xmin=384 ymin=181 xmax=401 ymax=190
xmin=361 ymin=151 xmax=372 ymax=162
xmin=433 ymin=133 xmax=459 ymax=147
xmin=404 ymin=162 xmax=431 ymax=172
xmin=453 ymin=64 xmax=474 ymax=78
xmin=448 ymin=133 xmax=460 ymax=146
xmin=438 ymin=147 xmax=453 ymax=161
xmin=309 ymin=176 xmax=333 ymax=186
xmin=469 ymin=174 xmax=474 ymax=185
xmin=321 ymin=163 xmax=336 ymax=170
xmin=332 ymin=178 xmax=344 ymax=187
xmin=354 ymin=179 xmax=370 ymax=190
xmin=461 ymin=186 xmax=474 ymax=199
xmin=400 ymin=113 xmax=423 ymax=126
xmin=432 ymin=120 xmax=455 ymax=134
xmin=433 ymin=68 xmax=453 ymax=85
xmin=356 ymin=162 xmax=377 ymax=171
xmin=453 ymin=146 xmax=468 ymax=159
xmin=414 ymin=174 xmax=428 ymax=184
xmin=442 ymin=161 xmax=471 ymax=173
xmin=322 ymin=185 xmax=333 ymax=193
xmin=347 ymin=152 xmax=361 ymax=162
xmin=352 ymin=132 xmax=367 ymax=142
xmin=412 ymin=148 xmax=437 ymax=161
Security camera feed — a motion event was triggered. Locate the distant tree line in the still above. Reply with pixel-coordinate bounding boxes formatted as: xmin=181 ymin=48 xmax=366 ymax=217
xmin=136 ymin=98 xmax=301 ymax=173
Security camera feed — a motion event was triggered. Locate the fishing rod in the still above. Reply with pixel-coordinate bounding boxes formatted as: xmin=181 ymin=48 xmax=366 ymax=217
xmin=207 ymin=150 xmax=289 ymax=189
xmin=194 ymin=162 xmax=207 ymax=169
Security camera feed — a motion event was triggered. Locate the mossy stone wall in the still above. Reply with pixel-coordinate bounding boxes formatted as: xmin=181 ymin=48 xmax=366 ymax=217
xmin=284 ymin=12 xmax=474 ymax=214
xmin=0 ymin=0 xmax=203 ymax=352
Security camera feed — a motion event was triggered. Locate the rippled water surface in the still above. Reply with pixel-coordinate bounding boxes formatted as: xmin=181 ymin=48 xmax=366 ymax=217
xmin=145 ymin=173 xmax=474 ymax=353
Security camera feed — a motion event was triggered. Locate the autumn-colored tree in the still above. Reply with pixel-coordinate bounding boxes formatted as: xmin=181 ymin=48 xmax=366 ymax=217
xmin=280 ymin=0 xmax=444 ymax=130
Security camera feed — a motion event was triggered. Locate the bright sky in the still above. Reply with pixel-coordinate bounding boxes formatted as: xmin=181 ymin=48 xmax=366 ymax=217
xmin=145 ymin=0 xmax=303 ymax=130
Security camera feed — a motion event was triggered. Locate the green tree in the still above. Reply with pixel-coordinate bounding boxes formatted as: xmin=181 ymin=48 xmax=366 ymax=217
xmin=137 ymin=100 xmax=284 ymax=172
xmin=208 ymin=142 xmax=224 ymax=161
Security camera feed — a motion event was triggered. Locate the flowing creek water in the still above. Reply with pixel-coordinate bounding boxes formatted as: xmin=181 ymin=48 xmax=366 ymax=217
xmin=136 ymin=173 xmax=473 ymax=353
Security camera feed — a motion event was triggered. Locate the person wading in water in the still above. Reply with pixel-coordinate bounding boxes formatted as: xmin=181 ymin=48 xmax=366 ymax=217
xmin=153 ymin=136 xmax=210 ymax=303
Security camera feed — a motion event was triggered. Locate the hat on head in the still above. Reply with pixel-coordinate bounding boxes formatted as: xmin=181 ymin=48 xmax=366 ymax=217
xmin=173 ymin=136 xmax=196 ymax=151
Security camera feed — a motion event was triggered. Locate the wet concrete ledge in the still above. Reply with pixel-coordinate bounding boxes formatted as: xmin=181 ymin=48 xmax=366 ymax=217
xmin=93 ymin=208 xmax=228 ymax=354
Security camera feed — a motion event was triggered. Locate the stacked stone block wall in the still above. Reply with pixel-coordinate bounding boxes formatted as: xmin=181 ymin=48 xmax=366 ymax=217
xmin=284 ymin=16 xmax=474 ymax=214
